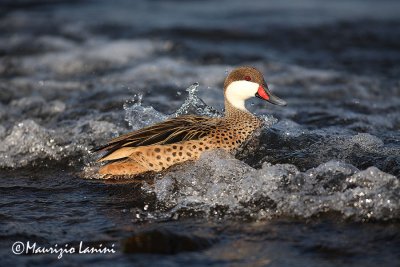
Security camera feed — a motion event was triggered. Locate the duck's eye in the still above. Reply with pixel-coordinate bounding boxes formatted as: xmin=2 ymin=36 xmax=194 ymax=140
xmin=244 ymin=76 xmax=251 ymax=81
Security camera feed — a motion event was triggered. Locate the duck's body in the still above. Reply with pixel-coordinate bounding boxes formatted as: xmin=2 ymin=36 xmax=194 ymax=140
xmin=93 ymin=66 xmax=286 ymax=178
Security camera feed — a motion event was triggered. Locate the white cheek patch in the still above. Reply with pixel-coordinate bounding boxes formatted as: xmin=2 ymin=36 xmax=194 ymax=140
xmin=225 ymin=80 xmax=259 ymax=111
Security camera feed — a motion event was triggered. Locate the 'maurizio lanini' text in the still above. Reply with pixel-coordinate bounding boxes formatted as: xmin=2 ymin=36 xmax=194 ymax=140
xmin=12 ymin=241 xmax=116 ymax=259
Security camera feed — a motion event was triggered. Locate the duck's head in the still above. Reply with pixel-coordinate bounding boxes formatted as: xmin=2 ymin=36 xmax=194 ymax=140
xmin=224 ymin=66 xmax=286 ymax=111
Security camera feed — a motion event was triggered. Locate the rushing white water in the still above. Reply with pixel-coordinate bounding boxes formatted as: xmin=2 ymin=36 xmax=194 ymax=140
xmin=140 ymin=150 xmax=399 ymax=221
xmin=1 ymin=79 xmax=398 ymax=222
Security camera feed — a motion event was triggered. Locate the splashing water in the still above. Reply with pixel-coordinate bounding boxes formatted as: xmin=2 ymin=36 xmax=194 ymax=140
xmin=143 ymin=151 xmax=399 ymax=222
xmin=174 ymin=83 xmax=221 ymax=117
xmin=0 ymin=119 xmax=120 ymax=168
xmin=123 ymin=93 xmax=168 ymax=130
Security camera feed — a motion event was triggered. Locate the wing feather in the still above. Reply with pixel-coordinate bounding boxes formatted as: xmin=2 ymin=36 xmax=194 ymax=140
xmin=92 ymin=115 xmax=218 ymax=161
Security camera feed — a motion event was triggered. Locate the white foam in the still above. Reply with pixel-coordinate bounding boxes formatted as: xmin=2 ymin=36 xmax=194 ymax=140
xmin=146 ymin=151 xmax=398 ymax=221
xmin=0 ymin=119 xmax=123 ymax=168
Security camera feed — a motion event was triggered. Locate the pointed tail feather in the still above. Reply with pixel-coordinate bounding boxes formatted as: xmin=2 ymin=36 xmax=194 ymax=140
xmin=97 ymin=147 xmax=137 ymax=162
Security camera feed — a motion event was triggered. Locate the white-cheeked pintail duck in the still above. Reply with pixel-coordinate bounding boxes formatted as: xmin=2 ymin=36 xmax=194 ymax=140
xmin=93 ymin=66 xmax=286 ymax=178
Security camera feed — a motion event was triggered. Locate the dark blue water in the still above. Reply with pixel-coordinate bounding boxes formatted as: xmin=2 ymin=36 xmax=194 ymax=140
xmin=0 ymin=0 xmax=399 ymax=266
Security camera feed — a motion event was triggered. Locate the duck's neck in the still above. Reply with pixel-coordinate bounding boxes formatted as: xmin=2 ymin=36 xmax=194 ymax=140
xmin=223 ymin=100 xmax=263 ymax=140
xmin=224 ymin=99 xmax=258 ymax=121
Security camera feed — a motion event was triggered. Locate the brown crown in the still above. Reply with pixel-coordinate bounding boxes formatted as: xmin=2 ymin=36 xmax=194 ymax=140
xmin=223 ymin=66 xmax=265 ymax=92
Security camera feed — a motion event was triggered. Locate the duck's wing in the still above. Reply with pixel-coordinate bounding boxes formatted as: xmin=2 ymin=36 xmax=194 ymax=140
xmin=92 ymin=115 xmax=218 ymax=161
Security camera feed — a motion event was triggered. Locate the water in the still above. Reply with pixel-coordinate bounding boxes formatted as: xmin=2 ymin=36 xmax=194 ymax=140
xmin=1 ymin=0 xmax=400 ymax=266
